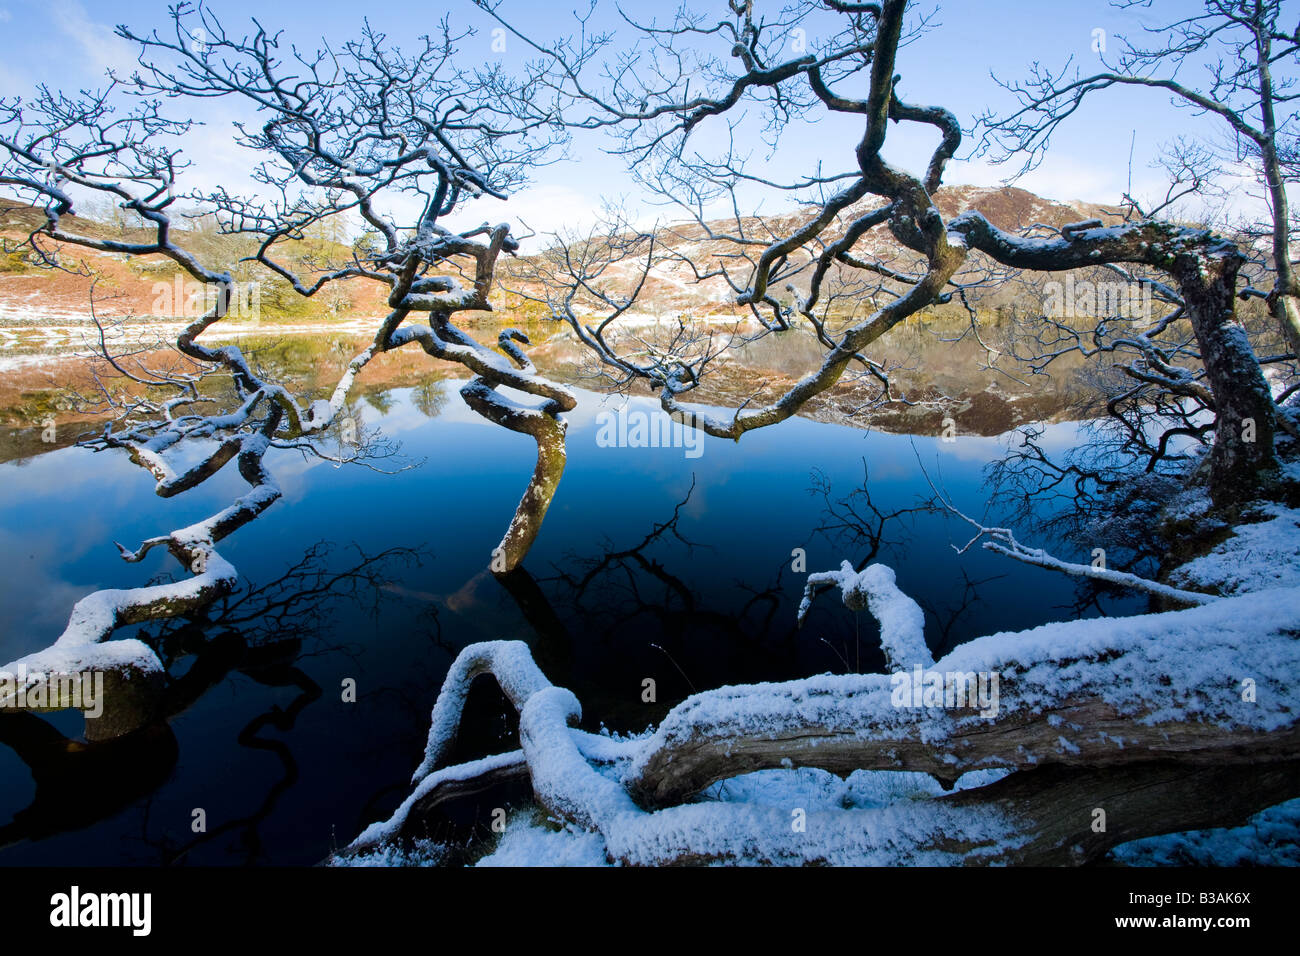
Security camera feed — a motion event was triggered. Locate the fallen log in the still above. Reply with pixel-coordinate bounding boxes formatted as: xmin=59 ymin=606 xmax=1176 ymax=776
xmin=341 ymin=576 xmax=1300 ymax=866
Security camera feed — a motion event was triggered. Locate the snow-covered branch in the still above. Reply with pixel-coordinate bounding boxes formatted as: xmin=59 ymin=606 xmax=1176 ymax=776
xmin=927 ymin=475 xmax=1218 ymax=608
xmin=797 ymin=561 xmax=932 ymax=669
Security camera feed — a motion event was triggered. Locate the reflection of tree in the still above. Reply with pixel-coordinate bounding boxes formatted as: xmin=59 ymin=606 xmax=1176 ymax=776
xmin=143 ymin=663 xmax=321 ymax=867
xmin=813 ymin=455 xmax=1146 ymax=651
xmin=0 ymin=286 xmax=425 ymax=854
xmin=346 ymin=483 xmax=791 ymax=854
xmin=1 ymin=2 xmax=595 ymax=573
xmin=142 ymin=541 xmax=416 ymax=657
xmin=980 ymin=427 xmax=1184 ymax=616
xmin=353 ymin=529 xmax=1300 ymax=867
xmin=362 ymin=479 xmax=843 ymax=855
xmin=0 ymin=542 xmax=421 ymax=861
xmin=0 ymin=716 xmax=178 ymax=852
xmin=363 ymin=390 xmax=396 ymax=416
xmin=535 ymin=477 xmax=792 ymax=708
xmin=0 ymin=273 xmax=418 ymax=730
xmin=808 ymin=460 xmax=932 ymax=569
xmin=411 ymin=380 xmax=450 ymax=420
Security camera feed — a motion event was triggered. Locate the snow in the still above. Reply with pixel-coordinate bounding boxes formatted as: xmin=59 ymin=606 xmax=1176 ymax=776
xmin=0 ymin=548 xmax=240 ymax=711
xmin=475 ymin=813 xmax=611 ymax=867
xmin=349 ymin=637 xmax=648 ymax=853
xmin=935 ymin=585 xmax=1300 ymax=731
xmin=1170 ymin=502 xmax=1300 ymax=595
xmin=624 ymin=584 xmax=1300 ymax=796
xmin=345 ymin=579 xmax=1300 ymax=866
xmin=411 ymin=640 xmax=554 ymax=782
xmin=351 ymin=750 xmax=528 ymax=850
xmin=798 ymin=561 xmax=933 ymax=669
xmin=0 ymin=422 xmax=279 ymax=718
xmin=705 ymin=766 xmax=1011 ymax=810
xmin=595 ymin=789 xmax=1024 ymax=866
xmin=454 ymin=766 xmax=1027 ymax=867
xmin=332 ymin=839 xmax=450 ymax=867
xmin=344 ymin=758 xmax=1300 ymax=868
xmin=1110 ymin=798 xmax=1300 ymax=867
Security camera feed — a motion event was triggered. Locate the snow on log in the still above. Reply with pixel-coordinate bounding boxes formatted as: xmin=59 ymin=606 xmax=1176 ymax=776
xmin=341 ymin=569 xmax=1300 ymax=866
xmin=1 ymin=431 xmax=281 ymax=739
xmin=627 ymin=584 xmax=1300 ymax=806
xmin=797 ymin=561 xmax=933 ymax=668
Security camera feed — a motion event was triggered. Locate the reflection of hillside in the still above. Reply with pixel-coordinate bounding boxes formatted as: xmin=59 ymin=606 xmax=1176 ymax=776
xmin=0 ymin=310 xmax=1097 ymax=468
xmin=0 ymin=334 xmax=464 ymax=465
xmin=529 ymin=315 xmax=1093 ymax=436
xmin=3 ymin=180 xmax=1229 ymax=458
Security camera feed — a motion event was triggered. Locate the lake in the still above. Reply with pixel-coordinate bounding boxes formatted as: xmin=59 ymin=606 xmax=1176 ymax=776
xmin=0 ymin=325 xmax=1143 ymax=865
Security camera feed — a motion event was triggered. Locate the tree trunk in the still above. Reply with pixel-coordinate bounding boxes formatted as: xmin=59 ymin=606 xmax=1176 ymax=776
xmin=346 ymin=582 xmax=1300 ymax=866
xmin=459 ymin=379 xmax=569 ymax=574
xmin=1170 ymin=247 xmax=1280 ymax=506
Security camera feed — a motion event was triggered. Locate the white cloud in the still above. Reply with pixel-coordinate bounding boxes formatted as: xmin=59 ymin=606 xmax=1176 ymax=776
xmin=442 ymin=184 xmax=602 ymax=250
xmin=945 ymin=154 xmax=1133 ymax=208
xmin=48 ymin=0 xmax=138 ymax=78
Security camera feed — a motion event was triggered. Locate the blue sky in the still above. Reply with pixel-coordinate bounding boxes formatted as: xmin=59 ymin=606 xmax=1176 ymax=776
xmin=0 ymin=0 xmax=1276 ymax=238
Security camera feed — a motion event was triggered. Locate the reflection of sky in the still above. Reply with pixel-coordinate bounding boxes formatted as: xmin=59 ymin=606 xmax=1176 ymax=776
xmin=0 ymin=380 xmax=1138 ymax=669
xmin=0 ymin=447 xmax=182 ymax=656
xmin=331 ymin=382 xmax=1139 ymax=631
xmin=0 ymin=380 xmax=1144 ymax=864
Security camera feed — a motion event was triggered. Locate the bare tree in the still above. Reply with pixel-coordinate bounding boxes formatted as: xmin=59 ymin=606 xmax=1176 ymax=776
xmin=325 ymin=0 xmax=1300 ymax=866
xmin=977 ymin=0 xmax=1300 ymax=360
xmin=341 ymin=577 xmax=1300 ymax=865
xmin=0 ymin=4 xmax=579 ymax=575
xmin=0 ymin=540 xmax=417 ymax=858
xmin=484 ymin=0 xmax=1284 ymax=509
xmin=0 ymin=3 xmax=581 ymax=742
xmin=4 ymin=0 xmax=1298 ymax=866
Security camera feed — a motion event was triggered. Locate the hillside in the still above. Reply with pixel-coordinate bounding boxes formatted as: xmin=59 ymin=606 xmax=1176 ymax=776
xmin=0 ymin=185 xmax=1124 ymax=327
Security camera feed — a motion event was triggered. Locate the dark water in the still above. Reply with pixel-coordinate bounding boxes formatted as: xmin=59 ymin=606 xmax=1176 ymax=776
xmin=0 ymin=380 xmax=1142 ymax=865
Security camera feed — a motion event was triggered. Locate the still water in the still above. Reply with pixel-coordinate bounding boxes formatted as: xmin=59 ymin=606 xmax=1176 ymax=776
xmin=0 ymin=366 xmax=1140 ymax=864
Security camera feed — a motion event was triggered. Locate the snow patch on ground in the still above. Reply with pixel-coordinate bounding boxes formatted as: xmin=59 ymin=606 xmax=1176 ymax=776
xmin=475 ymin=813 xmax=612 ymax=867
xmin=1110 ymin=798 xmax=1300 ymax=866
xmin=331 ymin=838 xmax=450 ymax=867
xmin=704 ymin=767 xmax=1012 ymax=811
xmin=1170 ymin=503 xmax=1300 ymax=595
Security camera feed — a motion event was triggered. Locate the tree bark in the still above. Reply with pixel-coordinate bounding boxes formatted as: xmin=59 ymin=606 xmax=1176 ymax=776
xmin=351 ymin=581 xmax=1300 ymax=866
xmin=941 ymin=759 xmax=1300 ymax=865
xmin=460 ymin=379 xmax=569 ymax=574
xmin=1169 ymin=248 xmax=1280 ymax=505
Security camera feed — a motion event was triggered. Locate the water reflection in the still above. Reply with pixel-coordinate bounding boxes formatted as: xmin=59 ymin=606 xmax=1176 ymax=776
xmin=0 ymin=542 xmax=422 ymax=862
xmin=0 ymin=321 xmax=1095 ymax=461
xmin=0 ymin=373 xmax=1143 ymax=864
